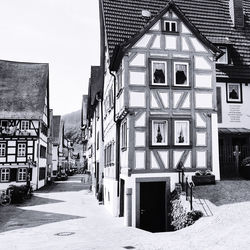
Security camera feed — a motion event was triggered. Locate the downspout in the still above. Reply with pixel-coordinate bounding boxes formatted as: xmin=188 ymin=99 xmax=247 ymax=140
xmin=110 ymin=70 xmax=120 ymax=196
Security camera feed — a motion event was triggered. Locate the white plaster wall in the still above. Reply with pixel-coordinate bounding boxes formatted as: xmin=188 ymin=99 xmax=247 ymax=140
xmin=121 ymin=172 xmax=199 ymax=228
xmin=103 ymin=178 xmax=119 ymax=216
xmin=217 ymin=82 xmax=250 ymax=128
xmin=211 ymin=113 xmax=220 ymax=180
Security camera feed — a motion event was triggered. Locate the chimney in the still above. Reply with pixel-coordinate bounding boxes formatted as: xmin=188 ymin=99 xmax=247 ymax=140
xmin=229 ymin=0 xmax=244 ymax=28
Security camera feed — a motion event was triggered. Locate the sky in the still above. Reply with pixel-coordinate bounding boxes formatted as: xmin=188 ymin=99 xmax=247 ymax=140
xmin=0 ymin=0 xmax=100 ymax=115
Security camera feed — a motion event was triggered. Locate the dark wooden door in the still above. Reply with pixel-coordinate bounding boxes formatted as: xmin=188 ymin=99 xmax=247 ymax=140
xmin=140 ymin=182 xmax=166 ymax=232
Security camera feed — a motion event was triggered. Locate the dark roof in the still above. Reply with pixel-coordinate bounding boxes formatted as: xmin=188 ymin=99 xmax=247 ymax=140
xmin=102 ymin=0 xmax=250 ymax=79
xmin=87 ymin=66 xmax=102 ymax=119
xmin=0 ymin=60 xmax=49 ymax=119
xmin=219 ymin=128 xmax=250 ymax=134
xmin=52 ymin=115 xmax=62 ymax=145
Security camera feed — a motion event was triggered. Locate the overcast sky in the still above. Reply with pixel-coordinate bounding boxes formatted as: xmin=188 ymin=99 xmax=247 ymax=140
xmin=0 ymin=0 xmax=100 ymax=115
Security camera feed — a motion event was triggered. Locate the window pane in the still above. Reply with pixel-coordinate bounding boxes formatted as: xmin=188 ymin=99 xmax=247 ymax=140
xmin=165 ymin=22 xmax=170 ymax=31
xmin=152 ymin=120 xmax=167 ymax=145
xmin=152 ymin=61 xmax=166 ymax=84
xmin=171 ymin=22 xmax=176 ymax=32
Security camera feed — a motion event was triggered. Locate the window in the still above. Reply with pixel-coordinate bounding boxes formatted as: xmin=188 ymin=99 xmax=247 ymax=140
xmin=226 ymin=83 xmax=242 ymax=103
xmin=174 ymin=120 xmax=190 ymax=146
xmin=21 ymin=121 xmax=29 ymax=130
xmin=151 ymin=60 xmax=167 ymax=86
xmin=104 ymin=141 xmax=115 ymax=167
xmin=18 ymin=168 xmax=27 ymax=182
xmin=163 ymin=21 xmax=177 ymax=32
xmin=97 ymin=132 xmax=99 ymax=150
xmin=174 ymin=62 xmax=189 ymax=86
xmin=217 ymin=46 xmax=228 ymax=64
xmin=121 ymin=120 xmax=127 ymax=150
xmin=40 ymin=145 xmax=47 ymax=158
xmin=17 ymin=143 xmax=26 ymax=157
xmin=0 ymin=143 xmax=6 ymax=157
xmin=1 ymin=120 xmax=8 ymax=127
xmin=151 ymin=120 xmax=168 ymax=146
xmin=0 ymin=168 xmax=10 ymax=182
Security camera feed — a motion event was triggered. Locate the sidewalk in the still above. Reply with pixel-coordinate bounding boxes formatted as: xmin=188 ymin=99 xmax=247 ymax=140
xmin=0 ymin=177 xmax=250 ymax=250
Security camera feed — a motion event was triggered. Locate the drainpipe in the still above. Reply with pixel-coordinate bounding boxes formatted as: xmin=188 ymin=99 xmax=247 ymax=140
xmin=110 ymin=70 xmax=120 ymax=196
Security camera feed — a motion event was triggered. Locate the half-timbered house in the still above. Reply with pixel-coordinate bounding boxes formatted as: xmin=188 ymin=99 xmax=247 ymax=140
xmin=99 ymin=0 xmax=250 ymax=232
xmin=51 ymin=115 xmax=64 ymax=180
xmin=0 ymin=60 xmax=49 ymax=190
xmin=86 ymin=66 xmax=104 ymax=197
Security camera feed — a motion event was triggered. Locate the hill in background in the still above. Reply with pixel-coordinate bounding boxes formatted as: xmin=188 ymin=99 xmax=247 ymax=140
xmin=62 ymin=110 xmax=82 ymax=153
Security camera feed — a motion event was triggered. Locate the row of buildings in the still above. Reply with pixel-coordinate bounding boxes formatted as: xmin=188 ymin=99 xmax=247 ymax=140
xmin=0 ymin=60 xmax=74 ymax=191
xmin=82 ymin=0 xmax=250 ymax=232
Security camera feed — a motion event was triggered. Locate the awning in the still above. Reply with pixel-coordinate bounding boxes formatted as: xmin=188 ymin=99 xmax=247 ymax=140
xmin=218 ymin=128 xmax=250 ymax=135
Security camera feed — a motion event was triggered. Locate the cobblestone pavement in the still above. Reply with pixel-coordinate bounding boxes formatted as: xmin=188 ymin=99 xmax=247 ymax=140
xmin=0 ymin=178 xmax=249 ymax=250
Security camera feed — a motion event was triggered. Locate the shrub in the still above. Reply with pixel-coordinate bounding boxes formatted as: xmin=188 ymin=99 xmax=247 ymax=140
xmin=241 ymin=156 xmax=250 ymax=167
xmin=170 ymin=193 xmax=203 ymax=230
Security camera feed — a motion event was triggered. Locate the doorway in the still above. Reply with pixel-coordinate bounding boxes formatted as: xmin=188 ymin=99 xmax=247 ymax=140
xmin=119 ymin=179 xmax=125 ymax=217
xmin=219 ymin=134 xmax=250 ymax=179
xmin=138 ymin=180 xmax=169 ymax=232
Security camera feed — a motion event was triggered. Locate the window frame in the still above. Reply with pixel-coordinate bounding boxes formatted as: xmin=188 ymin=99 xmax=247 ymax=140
xmin=173 ymin=61 xmax=190 ymax=87
xmin=150 ymin=118 xmax=169 ymax=147
xmin=149 ymin=59 xmax=168 ymax=87
xmin=21 ymin=120 xmax=30 ymax=131
xmin=173 ymin=119 xmax=191 ymax=146
xmin=162 ymin=20 xmax=178 ymax=33
xmin=226 ymin=83 xmax=243 ymax=104
xmin=216 ymin=46 xmax=228 ymax=64
xmin=0 ymin=168 xmax=10 ymax=182
xmin=0 ymin=143 xmax=6 ymax=157
xmin=17 ymin=143 xmax=26 ymax=157
xmin=1 ymin=120 xmax=8 ymax=127
xmin=121 ymin=120 xmax=127 ymax=151
xmin=17 ymin=168 xmax=27 ymax=182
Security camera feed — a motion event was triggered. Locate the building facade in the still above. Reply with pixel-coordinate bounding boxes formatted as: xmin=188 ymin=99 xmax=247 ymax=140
xmin=83 ymin=0 xmax=250 ymax=232
xmin=0 ymin=60 xmax=50 ymax=190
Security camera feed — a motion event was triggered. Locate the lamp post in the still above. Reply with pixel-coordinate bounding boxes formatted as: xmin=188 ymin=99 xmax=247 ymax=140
xmin=27 ymin=157 xmax=32 ymax=188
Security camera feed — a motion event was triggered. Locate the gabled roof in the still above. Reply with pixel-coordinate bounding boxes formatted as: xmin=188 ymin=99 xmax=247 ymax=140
xmin=0 ymin=59 xmax=49 ymax=119
xmin=102 ymin=0 xmax=250 ymax=79
xmin=52 ymin=115 xmax=63 ymax=145
xmin=87 ymin=66 xmax=102 ymax=120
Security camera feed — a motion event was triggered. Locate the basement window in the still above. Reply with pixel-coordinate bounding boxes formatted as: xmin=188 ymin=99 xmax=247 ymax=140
xmin=163 ymin=21 xmax=177 ymax=32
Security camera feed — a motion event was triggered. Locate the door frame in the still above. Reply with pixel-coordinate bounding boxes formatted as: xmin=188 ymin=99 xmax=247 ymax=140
xmin=135 ymin=177 xmax=170 ymax=231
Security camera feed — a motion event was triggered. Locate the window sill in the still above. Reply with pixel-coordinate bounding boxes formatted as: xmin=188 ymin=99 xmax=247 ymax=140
xmin=162 ymin=31 xmax=179 ymax=35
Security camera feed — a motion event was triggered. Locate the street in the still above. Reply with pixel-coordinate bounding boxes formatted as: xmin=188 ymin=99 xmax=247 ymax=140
xmin=0 ymin=175 xmax=250 ymax=250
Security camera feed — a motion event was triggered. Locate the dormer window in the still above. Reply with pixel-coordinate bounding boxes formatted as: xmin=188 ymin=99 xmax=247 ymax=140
xmin=217 ymin=46 xmax=228 ymax=64
xmin=163 ymin=21 xmax=177 ymax=32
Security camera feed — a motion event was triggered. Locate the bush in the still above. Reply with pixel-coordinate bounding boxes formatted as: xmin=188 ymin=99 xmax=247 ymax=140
xmin=170 ymin=193 xmax=203 ymax=230
xmin=8 ymin=185 xmax=29 ymax=204
xmin=241 ymin=156 xmax=250 ymax=167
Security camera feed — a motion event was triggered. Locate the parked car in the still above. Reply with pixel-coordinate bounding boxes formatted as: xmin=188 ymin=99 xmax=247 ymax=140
xmin=240 ymin=157 xmax=250 ymax=179
xmin=55 ymin=173 xmax=68 ymax=181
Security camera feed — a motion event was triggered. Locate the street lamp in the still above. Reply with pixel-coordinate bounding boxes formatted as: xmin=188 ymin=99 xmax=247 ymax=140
xmin=27 ymin=157 xmax=32 ymax=187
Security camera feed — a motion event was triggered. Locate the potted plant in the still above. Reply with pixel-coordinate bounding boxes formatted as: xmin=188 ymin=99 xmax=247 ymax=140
xmin=192 ymin=170 xmax=215 ymax=186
